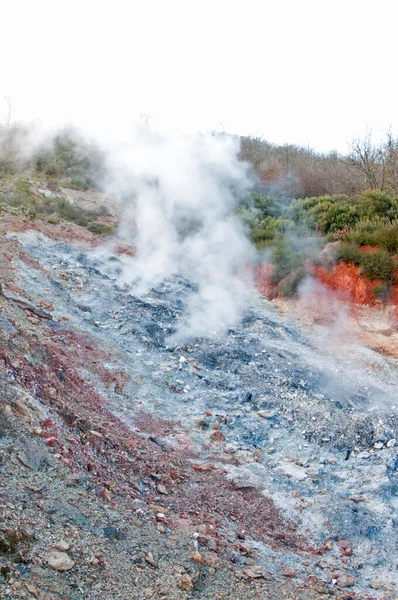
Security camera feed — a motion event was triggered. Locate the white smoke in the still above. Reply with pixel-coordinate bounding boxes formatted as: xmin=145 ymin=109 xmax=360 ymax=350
xmin=104 ymin=129 xmax=255 ymax=341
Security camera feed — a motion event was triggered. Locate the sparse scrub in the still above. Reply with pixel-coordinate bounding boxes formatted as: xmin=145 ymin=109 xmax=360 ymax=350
xmin=373 ymin=282 xmax=392 ymax=300
xmin=277 ymin=267 xmax=307 ymax=298
xmin=0 ymin=174 xmax=112 ymax=231
xmin=271 ymin=236 xmax=302 ymax=285
xmin=0 ymin=123 xmax=105 ymax=191
xmin=87 ymin=222 xmax=115 ymax=235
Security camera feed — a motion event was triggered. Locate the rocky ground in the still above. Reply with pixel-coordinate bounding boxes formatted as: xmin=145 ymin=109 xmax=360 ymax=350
xmin=1 ymin=194 xmax=398 ymax=599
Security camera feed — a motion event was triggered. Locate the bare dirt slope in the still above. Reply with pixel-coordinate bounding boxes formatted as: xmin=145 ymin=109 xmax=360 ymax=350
xmin=1 ymin=206 xmax=398 ymax=599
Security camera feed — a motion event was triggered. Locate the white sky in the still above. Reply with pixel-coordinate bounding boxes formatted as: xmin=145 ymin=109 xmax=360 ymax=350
xmin=1 ymin=0 xmax=397 ymax=153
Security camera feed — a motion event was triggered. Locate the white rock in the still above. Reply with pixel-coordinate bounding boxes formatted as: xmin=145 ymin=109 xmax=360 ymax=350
xmin=46 ymin=550 xmax=74 ymax=572
xmin=357 ymin=452 xmax=370 ymax=459
xmin=276 ymin=461 xmax=307 ymax=481
xmin=52 ymin=540 xmax=70 ymax=551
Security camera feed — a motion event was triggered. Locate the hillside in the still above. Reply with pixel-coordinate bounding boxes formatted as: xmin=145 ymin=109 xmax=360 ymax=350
xmin=1 ymin=129 xmax=398 ymax=599
xmin=0 ymin=178 xmax=398 ymax=599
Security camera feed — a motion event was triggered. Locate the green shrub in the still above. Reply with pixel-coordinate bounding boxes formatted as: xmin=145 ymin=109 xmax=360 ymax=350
xmin=357 ymin=190 xmax=392 ymax=218
xmin=334 ymin=242 xmax=362 ymax=264
xmin=87 ymin=222 xmax=115 ymax=235
xmin=347 ymin=221 xmax=398 ymax=252
xmin=311 ymin=201 xmax=359 ymax=234
xmin=373 ymin=282 xmax=391 ymax=300
xmin=361 ymin=250 xmax=395 ymax=283
xmin=277 ymin=267 xmax=306 ymax=298
xmin=271 ymin=236 xmax=302 ymax=285
xmin=56 ymin=198 xmax=88 ymax=226
xmin=373 ymin=224 xmax=398 ymax=253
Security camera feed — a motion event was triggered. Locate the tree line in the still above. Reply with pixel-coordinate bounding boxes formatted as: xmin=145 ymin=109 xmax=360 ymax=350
xmin=239 ymin=131 xmax=398 ymax=197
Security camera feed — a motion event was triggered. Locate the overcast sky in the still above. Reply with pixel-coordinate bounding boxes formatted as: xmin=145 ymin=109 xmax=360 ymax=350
xmin=2 ymin=0 xmax=397 ymax=153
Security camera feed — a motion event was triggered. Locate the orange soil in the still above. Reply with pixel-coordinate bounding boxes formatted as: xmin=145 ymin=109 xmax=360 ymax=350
xmin=254 ymin=264 xmax=275 ymax=298
xmin=255 ymin=260 xmax=398 ymax=358
xmin=309 ymin=263 xmax=382 ymax=305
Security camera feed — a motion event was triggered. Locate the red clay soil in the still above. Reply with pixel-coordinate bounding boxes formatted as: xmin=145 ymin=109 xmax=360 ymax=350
xmin=254 ymin=264 xmax=276 ymax=298
xmin=256 ymin=259 xmax=398 ymax=308
xmin=309 ymin=263 xmax=381 ymax=305
xmin=358 ymin=245 xmax=380 ymax=254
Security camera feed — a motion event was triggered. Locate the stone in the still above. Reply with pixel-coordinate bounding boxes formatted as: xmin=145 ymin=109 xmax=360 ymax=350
xmin=157 ymin=484 xmax=168 ymax=495
xmin=357 ymin=451 xmax=370 ymax=459
xmin=191 ymin=551 xmax=203 ymax=564
xmin=192 ymin=463 xmax=215 ymax=472
xmin=338 ymin=574 xmax=355 ymax=588
xmin=206 ymin=537 xmax=217 ymax=551
xmin=25 ymin=583 xmax=39 ymax=597
xmin=237 ymin=530 xmax=246 ymax=540
xmin=46 ymin=550 xmax=74 ymax=572
xmin=337 ymin=539 xmax=352 ymax=556
xmin=145 ymin=552 xmax=157 ymax=568
xmin=156 ymin=512 xmax=167 ymax=523
xmin=282 ymin=569 xmax=297 ymax=578
xmin=178 ymin=573 xmax=193 ymax=592
xmin=243 ymin=566 xmax=264 ymax=579
xmin=52 ymin=540 xmax=70 ymax=551
xmin=257 ymin=410 xmax=275 ymax=419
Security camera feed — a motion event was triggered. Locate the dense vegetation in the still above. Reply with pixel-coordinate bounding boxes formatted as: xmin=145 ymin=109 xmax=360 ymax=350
xmin=241 ymin=189 xmax=398 ymax=296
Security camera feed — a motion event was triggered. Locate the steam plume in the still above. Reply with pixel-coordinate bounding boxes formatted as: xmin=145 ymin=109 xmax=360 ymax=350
xmin=105 ymin=129 xmax=255 ymax=341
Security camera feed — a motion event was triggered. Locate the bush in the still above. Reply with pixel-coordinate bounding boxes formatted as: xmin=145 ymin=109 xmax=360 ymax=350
xmin=333 ymin=242 xmax=362 ymax=264
xmin=361 ymin=250 xmax=395 ymax=283
xmin=311 ymin=201 xmax=359 ymax=234
xmin=55 ymin=198 xmax=88 ymax=226
xmin=373 ymin=224 xmax=398 ymax=253
xmin=87 ymin=222 xmax=115 ymax=235
xmin=277 ymin=267 xmax=306 ymax=298
xmin=333 ymin=243 xmax=395 ymax=284
xmin=373 ymin=282 xmax=392 ymax=300
xmin=357 ymin=190 xmax=392 ymax=218
xmin=271 ymin=238 xmax=299 ymax=284
xmin=347 ymin=221 xmax=398 ymax=252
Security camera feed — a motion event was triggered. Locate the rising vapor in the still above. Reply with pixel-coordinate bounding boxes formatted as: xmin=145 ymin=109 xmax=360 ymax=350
xmin=104 ymin=129 xmax=255 ymax=341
